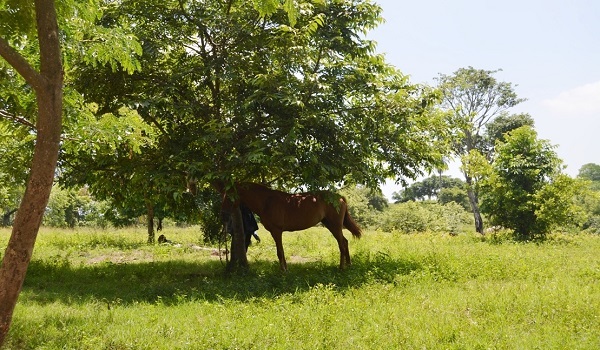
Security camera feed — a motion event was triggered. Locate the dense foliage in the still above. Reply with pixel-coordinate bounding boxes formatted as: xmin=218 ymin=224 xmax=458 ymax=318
xmin=478 ymin=127 xmax=586 ymax=239
xmin=577 ymin=163 xmax=600 ymax=233
xmin=379 ymin=201 xmax=473 ymax=235
xmin=66 ymin=0 xmax=447 ymax=207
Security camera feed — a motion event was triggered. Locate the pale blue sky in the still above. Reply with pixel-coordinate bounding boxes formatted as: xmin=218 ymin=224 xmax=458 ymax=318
xmin=367 ymin=0 xmax=600 ymax=198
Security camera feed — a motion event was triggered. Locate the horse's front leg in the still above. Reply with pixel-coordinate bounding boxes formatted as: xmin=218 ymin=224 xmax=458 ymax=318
xmin=269 ymin=230 xmax=287 ymax=271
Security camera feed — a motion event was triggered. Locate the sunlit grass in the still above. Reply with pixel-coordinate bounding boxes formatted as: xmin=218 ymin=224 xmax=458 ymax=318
xmin=1 ymin=226 xmax=600 ymax=349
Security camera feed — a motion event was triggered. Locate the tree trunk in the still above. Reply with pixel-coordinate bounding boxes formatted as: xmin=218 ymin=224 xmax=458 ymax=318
xmin=0 ymin=0 xmax=63 ymax=345
xmin=226 ymin=206 xmax=248 ymax=273
xmin=465 ymin=176 xmax=484 ymax=234
xmin=146 ymin=201 xmax=155 ymax=244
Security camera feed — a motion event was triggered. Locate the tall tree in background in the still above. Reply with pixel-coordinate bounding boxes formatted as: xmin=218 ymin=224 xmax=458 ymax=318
xmin=482 ymin=112 xmax=534 ymax=159
xmin=577 ymin=163 xmax=600 ymax=233
xmin=435 ymin=67 xmax=525 ymax=233
xmin=578 ymin=163 xmax=600 ymax=191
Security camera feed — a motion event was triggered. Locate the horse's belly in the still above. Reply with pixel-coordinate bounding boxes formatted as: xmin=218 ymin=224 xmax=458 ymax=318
xmin=282 ymin=217 xmax=322 ymax=232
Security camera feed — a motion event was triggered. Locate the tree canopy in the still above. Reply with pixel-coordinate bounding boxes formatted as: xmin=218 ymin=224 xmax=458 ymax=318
xmin=578 ymin=163 xmax=600 ymax=190
xmin=66 ymin=0 xmax=447 ymax=197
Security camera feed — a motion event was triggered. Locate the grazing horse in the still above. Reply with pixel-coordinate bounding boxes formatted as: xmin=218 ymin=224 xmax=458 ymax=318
xmin=218 ymin=182 xmax=362 ymax=271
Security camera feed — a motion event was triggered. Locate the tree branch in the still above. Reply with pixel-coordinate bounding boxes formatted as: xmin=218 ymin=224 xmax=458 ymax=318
xmin=0 ymin=36 xmax=44 ymax=91
xmin=0 ymin=110 xmax=37 ymax=130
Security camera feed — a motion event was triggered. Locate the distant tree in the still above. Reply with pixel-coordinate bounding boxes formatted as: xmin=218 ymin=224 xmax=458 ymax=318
xmin=436 ymin=67 xmax=526 ymax=233
xmin=394 ymin=175 xmax=465 ymax=203
xmin=482 ymin=113 xmax=535 ymax=158
xmin=576 ymin=163 xmax=600 ymax=233
xmin=578 ymin=163 xmax=600 ymax=191
xmin=478 ymin=126 xmax=586 ymax=240
xmin=438 ymin=187 xmax=470 ymax=210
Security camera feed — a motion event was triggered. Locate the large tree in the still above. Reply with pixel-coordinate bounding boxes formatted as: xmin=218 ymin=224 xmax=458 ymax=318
xmin=68 ymin=0 xmax=448 ymax=270
xmin=0 ymin=0 xmax=312 ymax=343
xmin=0 ymin=0 xmax=64 ymax=343
xmin=435 ymin=67 xmax=526 ymax=233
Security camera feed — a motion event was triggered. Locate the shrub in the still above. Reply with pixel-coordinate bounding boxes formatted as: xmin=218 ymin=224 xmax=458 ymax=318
xmin=377 ymin=201 xmax=472 ymax=234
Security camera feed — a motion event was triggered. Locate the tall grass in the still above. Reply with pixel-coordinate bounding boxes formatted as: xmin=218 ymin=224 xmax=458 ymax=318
xmin=1 ymin=226 xmax=599 ymax=349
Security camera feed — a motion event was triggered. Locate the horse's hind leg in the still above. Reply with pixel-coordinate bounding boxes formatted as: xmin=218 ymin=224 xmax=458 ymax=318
xmin=269 ymin=230 xmax=287 ymax=271
xmin=322 ymin=220 xmax=350 ymax=269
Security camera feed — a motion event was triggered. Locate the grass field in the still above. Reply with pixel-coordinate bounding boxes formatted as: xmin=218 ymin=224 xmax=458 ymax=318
xmin=1 ymin=226 xmax=599 ymax=349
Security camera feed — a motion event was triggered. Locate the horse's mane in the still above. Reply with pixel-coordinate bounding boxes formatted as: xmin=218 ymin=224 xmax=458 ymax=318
xmin=238 ymin=182 xmax=271 ymax=191
xmin=240 ymin=181 xmax=270 ymax=188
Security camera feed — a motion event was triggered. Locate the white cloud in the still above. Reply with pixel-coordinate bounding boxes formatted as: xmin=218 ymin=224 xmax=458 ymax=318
xmin=542 ymin=81 xmax=600 ymax=116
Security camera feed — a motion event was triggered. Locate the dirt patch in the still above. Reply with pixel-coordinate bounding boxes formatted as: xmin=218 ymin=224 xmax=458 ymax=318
xmin=87 ymin=249 xmax=152 ymax=265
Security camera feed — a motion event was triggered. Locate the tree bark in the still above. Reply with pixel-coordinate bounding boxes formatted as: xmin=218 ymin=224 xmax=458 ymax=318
xmin=0 ymin=0 xmax=63 ymax=345
xmin=146 ymin=200 xmax=155 ymax=244
xmin=226 ymin=206 xmax=248 ymax=273
xmin=465 ymin=176 xmax=484 ymax=234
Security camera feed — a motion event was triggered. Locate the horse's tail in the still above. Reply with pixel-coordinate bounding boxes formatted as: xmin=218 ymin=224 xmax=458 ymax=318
xmin=343 ymin=207 xmax=362 ymax=239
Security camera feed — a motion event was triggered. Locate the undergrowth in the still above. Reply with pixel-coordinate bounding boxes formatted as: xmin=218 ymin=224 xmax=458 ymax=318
xmin=1 ymin=226 xmax=599 ymax=349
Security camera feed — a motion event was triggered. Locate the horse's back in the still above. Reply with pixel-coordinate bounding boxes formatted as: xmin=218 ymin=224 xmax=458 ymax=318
xmin=238 ymin=183 xmax=344 ymax=232
xmin=264 ymin=192 xmax=327 ymax=231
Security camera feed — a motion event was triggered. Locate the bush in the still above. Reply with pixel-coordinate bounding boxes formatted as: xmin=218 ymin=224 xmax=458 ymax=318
xmin=377 ymin=201 xmax=472 ymax=234
xmin=340 ymin=185 xmax=388 ymax=228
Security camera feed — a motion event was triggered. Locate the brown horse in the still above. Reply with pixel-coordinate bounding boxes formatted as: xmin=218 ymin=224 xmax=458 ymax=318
xmin=219 ymin=182 xmax=362 ymax=271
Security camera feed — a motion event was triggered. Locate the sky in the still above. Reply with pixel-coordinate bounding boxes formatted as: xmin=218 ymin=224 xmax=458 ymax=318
xmin=366 ymin=0 xmax=600 ymax=200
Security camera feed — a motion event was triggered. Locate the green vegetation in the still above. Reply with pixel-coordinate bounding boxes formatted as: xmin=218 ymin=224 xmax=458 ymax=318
xmin=2 ymin=226 xmax=599 ymax=349
xmin=478 ymin=127 xmax=587 ymax=240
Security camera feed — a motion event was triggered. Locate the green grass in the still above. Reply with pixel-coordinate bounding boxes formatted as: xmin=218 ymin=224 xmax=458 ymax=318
xmin=1 ymin=226 xmax=600 ymax=349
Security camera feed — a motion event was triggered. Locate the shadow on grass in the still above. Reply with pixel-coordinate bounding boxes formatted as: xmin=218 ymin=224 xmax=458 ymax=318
xmin=22 ymin=250 xmax=422 ymax=305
